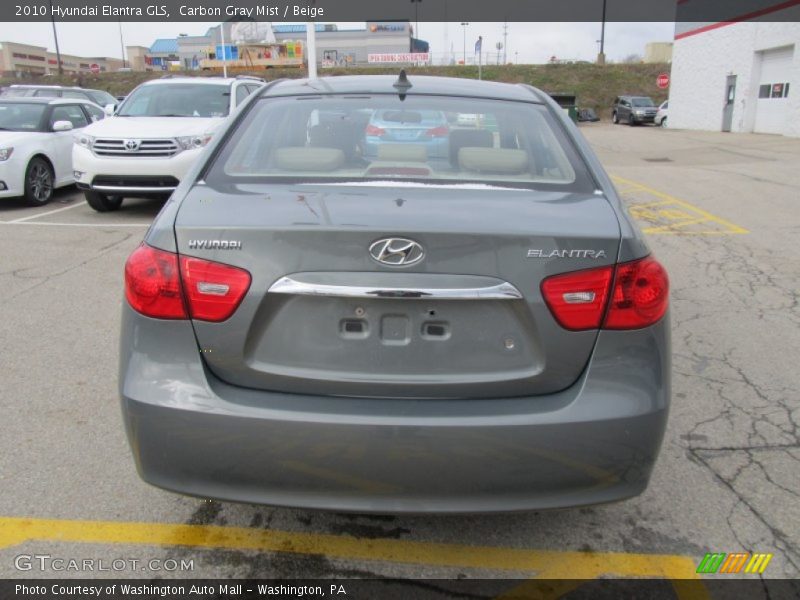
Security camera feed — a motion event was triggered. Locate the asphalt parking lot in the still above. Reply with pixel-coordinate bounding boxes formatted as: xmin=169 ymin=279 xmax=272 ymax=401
xmin=1 ymin=124 xmax=798 ymax=588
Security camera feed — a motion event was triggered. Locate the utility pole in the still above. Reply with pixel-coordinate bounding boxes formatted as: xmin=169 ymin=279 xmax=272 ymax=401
xmin=502 ymin=21 xmax=508 ymax=64
xmin=461 ymin=22 xmax=469 ymax=65
xmin=598 ymin=0 xmax=607 ymax=65
xmin=496 ymin=42 xmax=502 ymax=65
xmin=47 ymin=0 xmax=63 ymax=75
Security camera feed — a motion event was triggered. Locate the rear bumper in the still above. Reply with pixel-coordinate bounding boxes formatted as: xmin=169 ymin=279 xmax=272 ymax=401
xmin=120 ymin=304 xmax=670 ymax=513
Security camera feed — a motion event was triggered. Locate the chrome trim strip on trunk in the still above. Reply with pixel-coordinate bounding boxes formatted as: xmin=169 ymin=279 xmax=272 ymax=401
xmin=268 ymin=277 xmax=523 ymax=300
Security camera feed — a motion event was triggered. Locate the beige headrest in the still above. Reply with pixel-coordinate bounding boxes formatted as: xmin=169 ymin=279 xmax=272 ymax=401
xmin=377 ymin=143 xmax=428 ymax=162
xmin=275 ymin=147 xmax=345 ymax=171
xmin=458 ymin=147 xmax=529 ymax=174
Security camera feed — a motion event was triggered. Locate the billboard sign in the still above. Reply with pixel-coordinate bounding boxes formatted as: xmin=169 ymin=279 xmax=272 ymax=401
xmin=368 ymin=53 xmax=429 ymax=64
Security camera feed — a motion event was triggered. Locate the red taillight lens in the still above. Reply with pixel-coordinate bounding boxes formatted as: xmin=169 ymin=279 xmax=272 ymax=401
xmin=541 ymin=265 xmax=614 ymax=330
xmin=124 ymin=245 xmax=187 ymax=319
xmin=124 ymin=244 xmax=251 ymax=322
xmin=604 ymin=256 xmax=669 ymax=329
xmin=365 ymin=124 xmax=386 ymax=136
xmin=180 ymin=256 xmax=251 ymax=322
xmin=425 ymin=125 xmax=450 ymax=137
xmin=541 ymin=256 xmax=669 ymax=331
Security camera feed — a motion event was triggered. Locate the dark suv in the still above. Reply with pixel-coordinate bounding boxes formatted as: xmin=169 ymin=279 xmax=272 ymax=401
xmin=612 ymin=96 xmax=658 ymax=126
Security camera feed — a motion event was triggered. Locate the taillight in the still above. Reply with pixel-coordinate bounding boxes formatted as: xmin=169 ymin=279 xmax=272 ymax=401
xmin=604 ymin=256 xmax=669 ymax=329
xmin=541 ymin=256 xmax=669 ymax=331
xmin=425 ymin=125 xmax=449 ymax=137
xmin=541 ymin=265 xmax=614 ymax=330
xmin=365 ymin=124 xmax=386 ymax=136
xmin=180 ymin=256 xmax=251 ymax=322
xmin=124 ymin=244 xmax=251 ymax=322
xmin=125 ymin=245 xmax=187 ymax=319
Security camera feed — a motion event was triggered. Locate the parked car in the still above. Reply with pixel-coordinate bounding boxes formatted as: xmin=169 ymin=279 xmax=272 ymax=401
xmin=73 ymin=75 xmax=265 ymax=212
xmin=1 ymin=84 xmax=119 ymax=111
xmin=655 ymin=101 xmax=668 ymax=127
xmin=364 ymin=109 xmax=451 ymax=159
xmin=0 ymin=97 xmax=105 ymax=205
xmin=577 ymin=108 xmax=600 ymax=122
xmin=611 ymin=95 xmax=658 ymax=126
xmin=119 ymin=75 xmax=671 ymax=513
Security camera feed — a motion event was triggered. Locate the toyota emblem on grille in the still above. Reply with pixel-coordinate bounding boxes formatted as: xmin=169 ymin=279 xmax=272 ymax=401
xmin=124 ymin=139 xmax=141 ymax=152
xmin=369 ymin=238 xmax=425 ymax=266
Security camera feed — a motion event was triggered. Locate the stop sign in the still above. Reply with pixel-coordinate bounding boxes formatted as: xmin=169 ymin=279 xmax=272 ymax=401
xmin=90 ymin=63 xmax=100 ymax=74
xmin=657 ymin=72 xmax=670 ymax=89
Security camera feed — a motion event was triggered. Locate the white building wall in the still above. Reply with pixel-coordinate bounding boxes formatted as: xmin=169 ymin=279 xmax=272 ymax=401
xmin=670 ymin=22 xmax=800 ymax=137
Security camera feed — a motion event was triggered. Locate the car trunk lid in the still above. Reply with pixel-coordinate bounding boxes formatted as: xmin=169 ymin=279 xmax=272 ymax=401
xmin=174 ymin=182 xmax=621 ymax=399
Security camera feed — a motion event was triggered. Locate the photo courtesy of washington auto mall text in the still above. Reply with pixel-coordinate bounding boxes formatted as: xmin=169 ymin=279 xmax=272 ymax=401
xmin=15 ymin=583 xmax=348 ymax=597
xmin=0 ymin=0 xmax=799 ymax=599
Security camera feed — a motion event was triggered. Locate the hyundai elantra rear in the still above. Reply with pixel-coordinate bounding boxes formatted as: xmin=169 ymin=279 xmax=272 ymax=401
xmin=119 ymin=75 xmax=670 ymax=513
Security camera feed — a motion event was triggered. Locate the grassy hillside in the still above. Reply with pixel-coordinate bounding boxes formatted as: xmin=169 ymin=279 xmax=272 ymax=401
xmin=1 ymin=63 xmax=670 ymax=118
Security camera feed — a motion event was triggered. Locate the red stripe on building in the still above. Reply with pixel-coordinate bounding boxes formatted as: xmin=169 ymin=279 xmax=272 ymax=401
xmin=675 ymin=0 xmax=800 ymax=40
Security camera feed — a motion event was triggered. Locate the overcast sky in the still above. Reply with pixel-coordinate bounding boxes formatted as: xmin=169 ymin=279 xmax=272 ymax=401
xmin=0 ymin=21 xmax=674 ymax=63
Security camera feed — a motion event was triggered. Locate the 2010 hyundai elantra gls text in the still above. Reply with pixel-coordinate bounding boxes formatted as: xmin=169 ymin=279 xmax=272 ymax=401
xmin=120 ymin=75 xmax=670 ymax=513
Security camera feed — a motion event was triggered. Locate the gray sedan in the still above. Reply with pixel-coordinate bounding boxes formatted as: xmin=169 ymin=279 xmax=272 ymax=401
xmin=119 ymin=75 xmax=670 ymax=513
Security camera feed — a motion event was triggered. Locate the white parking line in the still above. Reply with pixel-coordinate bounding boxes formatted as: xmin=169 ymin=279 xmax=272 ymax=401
xmin=0 ymin=221 xmax=149 ymax=227
xmin=7 ymin=202 xmax=87 ymax=223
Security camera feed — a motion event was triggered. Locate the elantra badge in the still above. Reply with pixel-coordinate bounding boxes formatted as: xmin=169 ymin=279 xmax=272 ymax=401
xmin=527 ymin=249 xmax=607 ymax=259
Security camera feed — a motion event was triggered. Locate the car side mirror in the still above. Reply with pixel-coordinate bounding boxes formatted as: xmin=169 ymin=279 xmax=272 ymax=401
xmin=52 ymin=120 xmax=74 ymax=132
xmin=104 ymin=103 xmax=116 ymax=116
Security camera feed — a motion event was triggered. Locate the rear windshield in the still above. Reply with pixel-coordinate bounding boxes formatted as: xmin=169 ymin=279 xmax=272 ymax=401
xmin=88 ymin=90 xmax=117 ymax=106
xmin=117 ymin=83 xmax=230 ymax=118
xmin=206 ymin=95 xmax=594 ymax=191
xmin=0 ymin=102 xmax=45 ymax=131
xmin=0 ymin=88 xmax=33 ymax=98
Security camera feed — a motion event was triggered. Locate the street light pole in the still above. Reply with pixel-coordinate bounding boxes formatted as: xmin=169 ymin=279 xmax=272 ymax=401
xmin=410 ymin=0 xmax=421 ymax=40
xmin=47 ymin=0 xmax=63 ymax=75
xmin=118 ymin=19 xmax=126 ymax=69
xmin=598 ymin=0 xmax=607 ymax=65
xmin=460 ymin=22 xmax=468 ymax=65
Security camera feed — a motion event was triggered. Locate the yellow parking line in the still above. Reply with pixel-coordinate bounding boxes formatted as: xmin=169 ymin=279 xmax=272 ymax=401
xmin=611 ymin=175 xmax=749 ymax=234
xmin=0 ymin=516 xmax=704 ymax=582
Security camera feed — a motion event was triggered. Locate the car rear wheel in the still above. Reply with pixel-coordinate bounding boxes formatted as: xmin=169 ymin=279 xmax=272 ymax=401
xmin=84 ymin=190 xmax=123 ymax=212
xmin=23 ymin=158 xmax=54 ymax=206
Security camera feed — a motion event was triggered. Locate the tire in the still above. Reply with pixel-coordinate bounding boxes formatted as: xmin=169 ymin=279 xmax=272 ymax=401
xmin=84 ymin=190 xmax=123 ymax=212
xmin=660 ymin=117 xmax=667 ymax=128
xmin=628 ymin=113 xmax=636 ymax=126
xmin=612 ymin=112 xmax=618 ymax=124
xmin=23 ymin=157 xmax=54 ymax=206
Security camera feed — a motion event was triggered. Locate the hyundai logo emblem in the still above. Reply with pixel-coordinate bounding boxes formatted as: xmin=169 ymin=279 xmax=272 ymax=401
xmin=124 ymin=139 xmax=141 ymax=152
xmin=369 ymin=238 xmax=425 ymax=266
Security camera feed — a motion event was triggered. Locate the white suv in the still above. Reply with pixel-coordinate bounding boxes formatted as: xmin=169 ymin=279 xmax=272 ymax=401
xmin=73 ymin=76 xmax=264 ymax=212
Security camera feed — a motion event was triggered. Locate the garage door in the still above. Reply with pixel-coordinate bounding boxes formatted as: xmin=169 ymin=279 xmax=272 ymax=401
xmin=754 ymin=46 xmax=794 ymax=135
